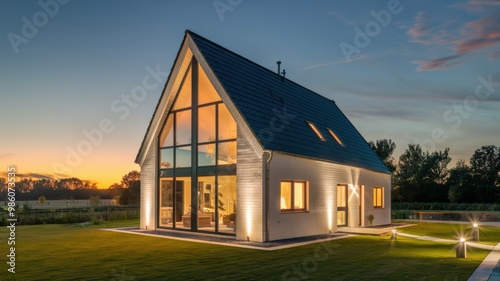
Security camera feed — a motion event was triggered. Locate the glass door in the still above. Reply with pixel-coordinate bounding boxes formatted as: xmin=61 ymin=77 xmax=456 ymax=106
xmin=337 ymin=185 xmax=347 ymax=227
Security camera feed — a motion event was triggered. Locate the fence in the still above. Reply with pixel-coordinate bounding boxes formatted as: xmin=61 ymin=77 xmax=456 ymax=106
xmin=392 ymin=210 xmax=500 ymax=222
xmin=0 ymin=206 xmax=139 ymax=226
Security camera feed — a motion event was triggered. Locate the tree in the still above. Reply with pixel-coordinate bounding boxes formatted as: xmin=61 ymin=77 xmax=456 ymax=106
xmin=470 ymin=145 xmax=500 ymax=185
xmin=368 ymin=139 xmax=396 ymax=172
xmin=108 ymin=183 xmax=123 ymax=189
xmin=121 ymin=171 xmax=140 ymax=188
xmin=393 ymin=144 xmax=424 ymax=202
xmin=469 ymin=145 xmax=500 ymax=203
xmin=448 ymin=159 xmax=474 ymax=203
xmin=118 ymin=171 xmax=141 ymax=205
xmin=0 ymin=178 xmax=7 ymax=201
xmin=394 ymin=144 xmax=451 ymax=202
xmin=38 ymin=195 xmax=46 ymax=208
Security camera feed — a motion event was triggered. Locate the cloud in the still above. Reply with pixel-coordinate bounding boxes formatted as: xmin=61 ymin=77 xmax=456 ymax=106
xmin=469 ymin=0 xmax=500 ymax=6
xmin=455 ymin=12 xmax=500 ymax=54
xmin=412 ymin=55 xmax=464 ymax=71
xmin=408 ymin=12 xmax=429 ymax=41
xmin=0 ymin=171 xmax=62 ymax=180
xmin=407 ymin=12 xmax=456 ymax=46
xmin=409 ymin=11 xmax=500 ymax=71
xmin=303 ymin=53 xmax=384 ymax=70
xmin=346 ymin=106 xmax=426 ymax=122
xmin=492 ymin=51 xmax=500 ymax=59
xmin=20 ymin=173 xmax=57 ymax=180
xmin=454 ymin=0 xmax=500 ymax=11
xmin=54 ymin=173 xmax=71 ymax=178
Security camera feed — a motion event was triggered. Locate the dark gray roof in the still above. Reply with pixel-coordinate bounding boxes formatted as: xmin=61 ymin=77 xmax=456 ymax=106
xmin=187 ymin=30 xmax=390 ymax=174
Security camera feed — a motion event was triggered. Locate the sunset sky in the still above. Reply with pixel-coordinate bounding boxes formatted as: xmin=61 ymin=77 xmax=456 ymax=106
xmin=1 ymin=0 xmax=499 ymax=188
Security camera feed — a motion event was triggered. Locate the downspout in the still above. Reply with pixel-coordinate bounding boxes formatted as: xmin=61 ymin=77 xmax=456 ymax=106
xmin=263 ymin=150 xmax=273 ymax=242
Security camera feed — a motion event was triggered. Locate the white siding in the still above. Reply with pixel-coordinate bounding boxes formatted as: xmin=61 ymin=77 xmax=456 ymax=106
xmin=361 ymin=173 xmax=392 ymax=226
xmin=140 ymin=141 xmax=157 ymax=230
xmin=268 ymin=152 xmax=391 ymax=241
xmin=348 ymin=185 xmax=360 ymax=227
xmin=236 ymin=127 xmax=264 ymax=242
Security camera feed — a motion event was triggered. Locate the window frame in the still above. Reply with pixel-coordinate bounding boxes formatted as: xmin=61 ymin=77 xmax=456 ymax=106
xmin=327 ymin=128 xmax=345 ymax=147
xmin=373 ymin=187 xmax=384 ymax=208
xmin=306 ymin=121 xmax=326 ymax=142
xmin=280 ymin=180 xmax=308 ymax=212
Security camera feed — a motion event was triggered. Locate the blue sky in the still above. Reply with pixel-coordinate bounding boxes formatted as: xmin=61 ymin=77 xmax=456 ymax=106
xmin=1 ymin=0 xmax=499 ymax=187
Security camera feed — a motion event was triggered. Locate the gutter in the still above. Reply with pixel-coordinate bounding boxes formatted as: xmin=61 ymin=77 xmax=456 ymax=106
xmin=263 ymin=150 xmax=273 ymax=242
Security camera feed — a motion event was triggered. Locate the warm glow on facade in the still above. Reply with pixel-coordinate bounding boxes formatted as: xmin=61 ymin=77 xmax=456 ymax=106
xmin=246 ymin=205 xmax=252 ymax=237
xmin=327 ymin=200 xmax=333 ymax=231
xmin=349 ymin=184 xmax=359 ymax=200
xmin=137 ymin=31 xmax=392 ymax=242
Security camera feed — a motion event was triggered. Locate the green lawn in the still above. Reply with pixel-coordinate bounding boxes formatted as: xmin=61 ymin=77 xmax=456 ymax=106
xmin=1 ymin=220 xmax=498 ymax=280
xmin=395 ymin=221 xmax=500 ymax=245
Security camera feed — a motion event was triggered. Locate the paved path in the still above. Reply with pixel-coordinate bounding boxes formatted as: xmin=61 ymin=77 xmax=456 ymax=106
xmin=337 ymin=226 xmax=391 ymax=235
xmin=467 ymin=242 xmax=500 ymax=281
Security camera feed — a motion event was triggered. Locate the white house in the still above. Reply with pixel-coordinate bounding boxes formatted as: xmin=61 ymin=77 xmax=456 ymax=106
xmin=135 ymin=30 xmax=392 ymax=242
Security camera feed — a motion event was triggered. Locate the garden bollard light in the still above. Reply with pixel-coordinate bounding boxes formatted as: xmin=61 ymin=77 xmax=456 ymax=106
xmin=456 ymin=238 xmax=467 ymax=258
xmin=390 ymin=229 xmax=397 ymax=240
xmin=472 ymin=223 xmax=479 ymax=242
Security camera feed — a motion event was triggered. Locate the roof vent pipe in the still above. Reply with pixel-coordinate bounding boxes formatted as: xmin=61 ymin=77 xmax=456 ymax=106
xmin=277 ymin=61 xmax=281 ymax=74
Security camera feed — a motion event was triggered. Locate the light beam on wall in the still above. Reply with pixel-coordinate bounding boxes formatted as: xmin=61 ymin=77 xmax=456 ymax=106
xmin=246 ymin=204 xmax=252 ymax=240
xmin=348 ymin=184 xmax=359 ymax=201
xmin=143 ymin=182 xmax=153 ymax=229
xmin=327 ymin=200 xmax=333 ymax=233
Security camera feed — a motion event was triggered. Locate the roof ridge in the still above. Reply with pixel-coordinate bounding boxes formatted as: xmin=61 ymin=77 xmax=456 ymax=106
xmin=186 ymin=29 xmax=337 ymax=105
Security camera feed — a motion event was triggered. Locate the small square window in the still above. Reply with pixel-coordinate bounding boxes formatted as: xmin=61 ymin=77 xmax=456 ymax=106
xmin=306 ymin=121 xmax=326 ymax=141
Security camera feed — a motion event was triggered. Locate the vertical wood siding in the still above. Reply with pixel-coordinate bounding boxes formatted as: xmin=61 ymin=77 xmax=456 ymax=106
xmin=236 ymin=127 xmax=264 ymax=242
xmin=140 ymin=141 xmax=157 ymax=229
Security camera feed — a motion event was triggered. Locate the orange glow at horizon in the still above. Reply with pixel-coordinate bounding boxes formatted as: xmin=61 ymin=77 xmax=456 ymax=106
xmin=2 ymin=146 xmax=140 ymax=189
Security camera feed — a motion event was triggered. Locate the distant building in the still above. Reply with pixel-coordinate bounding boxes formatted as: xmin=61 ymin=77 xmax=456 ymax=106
xmin=135 ymin=30 xmax=391 ymax=242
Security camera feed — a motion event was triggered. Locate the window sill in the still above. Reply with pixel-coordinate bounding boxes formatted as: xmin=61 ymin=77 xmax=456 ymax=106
xmin=280 ymin=210 xmax=309 ymax=214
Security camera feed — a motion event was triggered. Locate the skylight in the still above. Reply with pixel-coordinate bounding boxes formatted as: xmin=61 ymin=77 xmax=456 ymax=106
xmin=327 ymin=128 xmax=345 ymax=147
xmin=306 ymin=121 xmax=326 ymax=141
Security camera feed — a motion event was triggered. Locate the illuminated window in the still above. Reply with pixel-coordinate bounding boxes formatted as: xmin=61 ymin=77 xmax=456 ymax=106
xmin=280 ymin=181 xmax=307 ymax=211
xmin=306 ymin=121 xmax=326 ymax=141
xmin=172 ymin=65 xmax=192 ymax=110
xmin=198 ymin=105 xmax=216 ymax=143
xmin=198 ymin=64 xmax=221 ymax=105
xmin=337 ymin=185 xmax=346 ymax=208
xmin=373 ymin=187 xmax=384 ymax=208
xmin=337 ymin=184 xmax=347 ymax=226
xmin=218 ymin=104 xmax=237 ymax=140
xmin=327 ymin=128 xmax=345 ymax=147
xmin=158 ymin=58 xmax=237 ymax=234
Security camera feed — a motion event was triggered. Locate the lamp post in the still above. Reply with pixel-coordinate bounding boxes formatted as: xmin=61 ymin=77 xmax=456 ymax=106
xmin=456 ymin=238 xmax=467 ymax=258
xmin=472 ymin=223 xmax=479 ymax=242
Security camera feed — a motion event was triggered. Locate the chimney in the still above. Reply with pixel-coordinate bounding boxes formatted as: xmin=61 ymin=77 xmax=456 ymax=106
xmin=277 ymin=61 xmax=281 ymax=74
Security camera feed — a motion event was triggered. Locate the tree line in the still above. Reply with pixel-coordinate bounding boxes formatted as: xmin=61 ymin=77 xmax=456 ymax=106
xmin=369 ymin=139 xmax=500 ymax=203
xmin=0 ymin=171 xmax=141 ymax=205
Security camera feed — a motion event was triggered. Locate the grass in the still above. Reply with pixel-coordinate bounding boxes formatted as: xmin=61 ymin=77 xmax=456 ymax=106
xmin=1 ymin=220 xmax=498 ymax=280
xmin=395 ymin=221 xmax=500 ymax=245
